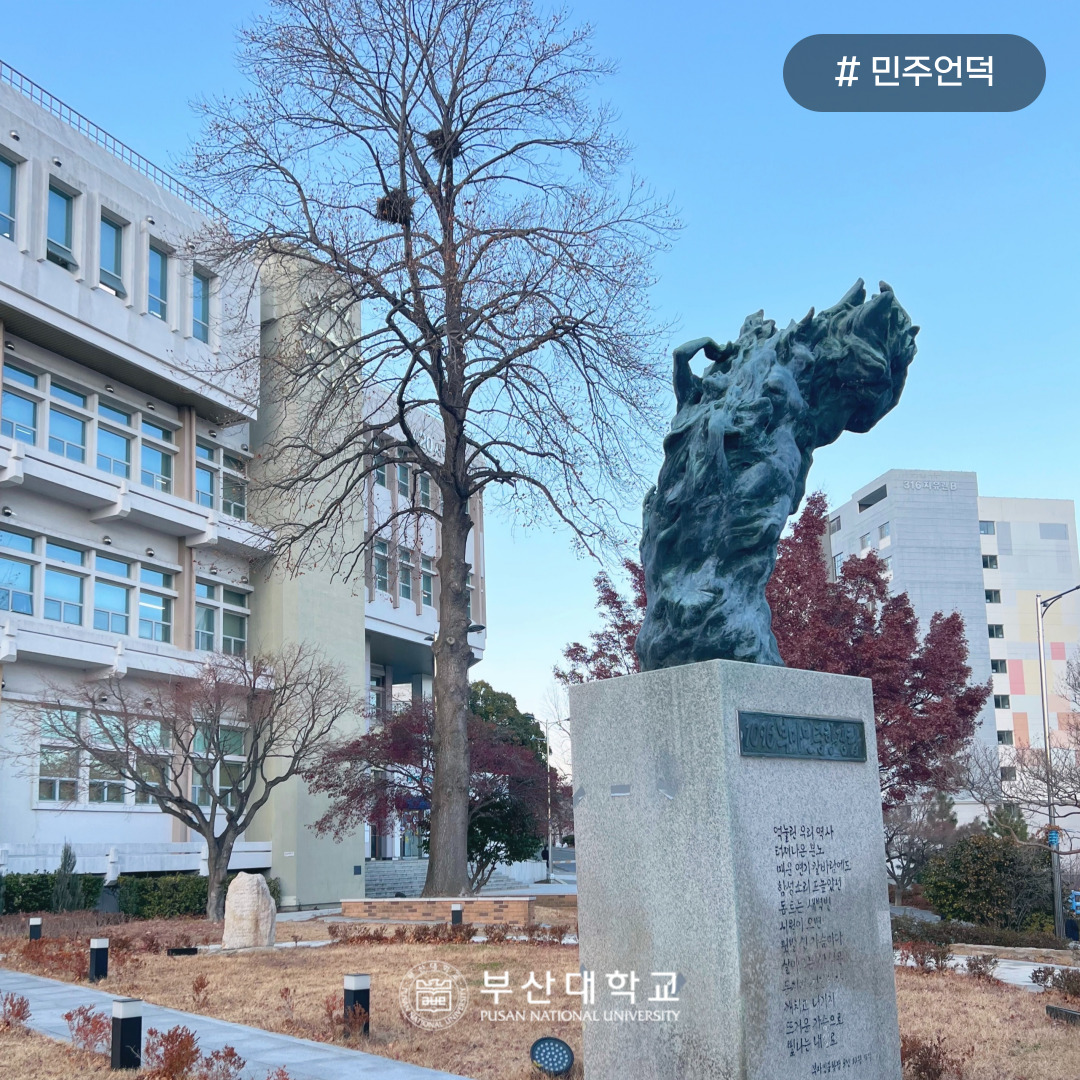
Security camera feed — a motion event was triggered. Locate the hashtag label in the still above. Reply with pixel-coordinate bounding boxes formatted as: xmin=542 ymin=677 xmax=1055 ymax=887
xmin=835 ymin=56 xmax=860 ymax=87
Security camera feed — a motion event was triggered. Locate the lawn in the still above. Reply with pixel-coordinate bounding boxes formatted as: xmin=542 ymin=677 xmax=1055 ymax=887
xmin=4 ymin=915 xmax=1080 ymax=1079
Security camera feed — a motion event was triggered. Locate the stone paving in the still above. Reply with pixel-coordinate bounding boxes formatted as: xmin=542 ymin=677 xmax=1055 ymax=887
xmin=0 ymin=967 xmax=470 ymax=1080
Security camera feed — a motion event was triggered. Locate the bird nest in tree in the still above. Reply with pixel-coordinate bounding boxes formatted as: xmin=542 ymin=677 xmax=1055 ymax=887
xmin=375 ymin=188 xmax=415 ymax=226
xmin=424 ymin=129 xmax=462 ymax=163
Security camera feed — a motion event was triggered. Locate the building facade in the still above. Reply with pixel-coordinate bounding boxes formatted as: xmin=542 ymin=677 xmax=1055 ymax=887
xmin=0 ymin=64 xmax=484 ymax=906
xmin=828 ymin=469 xmax=1080 ymax=819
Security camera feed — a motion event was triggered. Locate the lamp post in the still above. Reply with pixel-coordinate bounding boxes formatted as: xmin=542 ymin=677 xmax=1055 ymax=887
xmin=1035 ymin=584 xmax=1080 ymax=939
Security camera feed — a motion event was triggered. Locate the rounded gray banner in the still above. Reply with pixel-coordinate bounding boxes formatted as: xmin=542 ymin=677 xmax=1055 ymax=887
xmin=784 ymin=34 xmax=1045 ymax=112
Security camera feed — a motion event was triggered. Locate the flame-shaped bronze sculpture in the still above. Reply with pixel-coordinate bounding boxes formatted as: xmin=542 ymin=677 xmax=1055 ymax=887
xmin=636 ymin=279 xmax=918 ymax=669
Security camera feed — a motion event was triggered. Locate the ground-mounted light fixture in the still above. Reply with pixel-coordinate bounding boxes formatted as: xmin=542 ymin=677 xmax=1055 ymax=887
xmin=530 ymin=1036 xmax=574 ymax=1076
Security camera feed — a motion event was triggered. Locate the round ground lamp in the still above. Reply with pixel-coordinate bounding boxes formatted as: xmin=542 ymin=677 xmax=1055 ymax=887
xmin=530 ymin=1036 xmax=574 ymax=1076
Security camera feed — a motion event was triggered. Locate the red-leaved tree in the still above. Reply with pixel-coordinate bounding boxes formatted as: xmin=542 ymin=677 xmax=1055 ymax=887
xmin=766 ymin=493 xmax=988 ymax=808
xmin=305 ymin=693 xmax=572 ymax=889
xmin=558 ymin=494 xmax=988 ymax=808
xmin=554 ymin=559 xmax=646 ymax=683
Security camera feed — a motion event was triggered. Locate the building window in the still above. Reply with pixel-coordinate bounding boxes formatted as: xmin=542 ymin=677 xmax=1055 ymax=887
xmin=374 ymin=451 xmax=387 ymax=487
xmin=222 ymin=453 xmax=247 ymax=519
xmin=96 ymin=554 xmax=129 ymax=577
xmin=859 ymin=533 xmax=870 ymax=551
xmin=397 ymin=462 xmax=410 ymax=498
xmin=134 ymin=756 xmax=166 ymax=804
xmin=138 ymin=591 xmax=172 ymax=642
xmin=399 ymin=547 xmax=413 ymax=601
xmin=983 ymin=554 xmax=998 ymax=570
xmin=979 ymin=520 xmax=995 ymax=535
xmin=49 ymin=395 xmax=87 ymax=462
xmin=141 ymin=445 xmax=172 ymax=491
xmin=96 ymin=426 xmax=131 ymax=477
xmin=2 ymin=392 xmax=36 ymax=442
xmin=192 ymin=761 xmax=214 ymax=806
xmin=0 ymin=555 xmax=32 ymax=614
xmin=991 ymin=659 xmax=1008 ymax=674
xmin=373 ymin=540 xmax=389 ymax=591
xmin=988 ymin=624 xmax=1005 ymax=639
xmin=828 ymin=516 xmax=841 ymax=535
xmin=1000 ymin=766 xmax=1016 ymax=782
xmin=985 ymin=589 xmax=1001 ymax=604
xmin=38 ymin=747 xmax=79 ymax=802
xmin=99 ymin=216 xmax=126 ymax=297
xmin=466 ymin=572 xmax=474 ymax=620
xmin=878 ymin=521 xmax=890 ymax=541
xmin=419 ymin=473 xmax=431 ymax=509
xmin=93 ymin=580 xmax=129 ymax=634
xmin=220 ymin=761 xmax=243 ymax=809
xmin=993 ymin=694 xmax=1011 ymax=710
xmin=196 ymin=464 xmax=215 ymax=508
xmin=997 ymin=730 xmax=1014 ymax=746
xmin=192 ymin=271 xmax=211 ymax=343
xmin=195 ymin=604 xmax=215 ymax=651
xmin=881 ymin=556 xmax=892 ymax=577
xmin=832 ymin=553 xmax=844 ymax=577
xmin=44 ymin=568 xmax=83 ymax=624
xmin=46 ymin=186 xmax=76 ymax=270
xmin=421 ymin=556 xmax=434 ymax=607
xmin=89 ymin=759 xmax=125 ymax=803
xmin=148 ymin=245 xmax=168 ymax=319
xmin=222 ymin=611 xmax=247 ymax=655
xmin=0 ymin=156 xmax=14 ymax=241
xmin=48 ymin=541 xmax=84 ymax=566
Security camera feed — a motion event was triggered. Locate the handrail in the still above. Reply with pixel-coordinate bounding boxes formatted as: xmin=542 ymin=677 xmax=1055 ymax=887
xmin=0 ymin=60 xmax=216 ymax=218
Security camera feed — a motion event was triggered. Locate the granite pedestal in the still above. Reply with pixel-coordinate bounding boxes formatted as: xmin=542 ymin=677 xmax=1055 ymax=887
xmin=569 ymin=659 xmax=901 ymax=1080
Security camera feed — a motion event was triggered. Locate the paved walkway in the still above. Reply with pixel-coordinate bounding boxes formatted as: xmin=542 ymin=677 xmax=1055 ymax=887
xmin=0 ymin=968 xmax=469 ymax=1080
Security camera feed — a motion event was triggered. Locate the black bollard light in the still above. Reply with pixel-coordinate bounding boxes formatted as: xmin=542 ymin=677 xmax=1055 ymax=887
xmin=89 ymin=937 xmax=109 ymax=983
xmin=343 ymin=974 xmax=370 ymax=1036
xmin=28 ymin=917 xmax=41 ymax=941
xmin=450 ymin=903 xmax=463 ymax=926
xmin=111 ymin=998 xmax=142 ymax=1070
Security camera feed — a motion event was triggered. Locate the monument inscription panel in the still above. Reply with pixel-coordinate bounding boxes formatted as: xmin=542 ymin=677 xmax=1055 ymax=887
xmin=738 ymin=712 xmax=866 ymax=762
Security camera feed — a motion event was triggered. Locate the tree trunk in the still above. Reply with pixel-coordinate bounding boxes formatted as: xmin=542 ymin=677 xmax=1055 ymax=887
xmin=204 ymin=833 xmax=235 ymax=922
xmin=422 ymin=488 xmax=474 ymax=897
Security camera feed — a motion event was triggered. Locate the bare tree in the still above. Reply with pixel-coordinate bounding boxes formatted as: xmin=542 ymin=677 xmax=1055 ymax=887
xmin=188 ymin=0 xmax=676 ymax=894
xmin=883 ymin=791 xmax=962 ymax=907
xmin=15 ymin=647 xmax=356 ymax=920
xmin=961 ymin=650 xmax=1080 ymax=855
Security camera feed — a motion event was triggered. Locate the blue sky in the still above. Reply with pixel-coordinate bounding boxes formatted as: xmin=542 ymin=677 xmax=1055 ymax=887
xmin=5 ymin=1 xmax=1077 ymax=719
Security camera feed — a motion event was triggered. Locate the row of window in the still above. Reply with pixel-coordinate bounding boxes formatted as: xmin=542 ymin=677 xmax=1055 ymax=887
xmin=38 ymin=736 xmax=243 ymax=808
xmin=857 ymin=521 xmax=891 ymax=551
xmin=373 ymin=450 xmax=433 ymax=508
xmin=372 ymin=540 xmax=436 ymax=606
xmin=1 ymin=360 xmax=247 ymax=517
xmin=0 ymin=526 xmax=248 ymax=653
xmin=0 ymin=156 xmax=212 ymax=341
xmin=832 ymin=551 xmax=892 ymax=578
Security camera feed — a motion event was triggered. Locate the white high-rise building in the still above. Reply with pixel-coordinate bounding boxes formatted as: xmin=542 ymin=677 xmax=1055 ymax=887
xmin=828 ymin=470 xmax=1080 ymax=820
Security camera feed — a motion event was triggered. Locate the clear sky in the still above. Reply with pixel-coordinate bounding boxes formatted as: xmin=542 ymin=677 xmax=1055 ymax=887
xmin=5 ymin=1 xmax=1077 ymax=722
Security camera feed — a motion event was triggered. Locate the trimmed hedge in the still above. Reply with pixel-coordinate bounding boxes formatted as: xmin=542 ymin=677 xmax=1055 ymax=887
xmin=117 ymin=872 xmax=282 ymax=918
xmin=1 ymin=872 xmax=103 ymax=914
xmin=892 ymin=914 xmax=1070 ymax=951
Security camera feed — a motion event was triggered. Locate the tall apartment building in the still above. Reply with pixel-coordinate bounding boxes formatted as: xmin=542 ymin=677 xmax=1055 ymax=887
xmin=828 ymin=470 xmax=1080 ymax=818
xmin=0 ymin=63 xmax=484 ymax=905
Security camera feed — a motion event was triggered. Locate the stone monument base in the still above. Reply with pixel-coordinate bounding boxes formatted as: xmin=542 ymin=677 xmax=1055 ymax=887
xmin=569 ymin=659 xmax=901 ymax=1080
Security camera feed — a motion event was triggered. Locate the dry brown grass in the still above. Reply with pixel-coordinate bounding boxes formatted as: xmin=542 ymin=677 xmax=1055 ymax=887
xmin=896 ymin=966 xmax=1080 ymax=1079
xmin=0 ymin=1026 xmax=109 ymax=1078
xmin=8 ymin=919 xmax=1080 ymax=1080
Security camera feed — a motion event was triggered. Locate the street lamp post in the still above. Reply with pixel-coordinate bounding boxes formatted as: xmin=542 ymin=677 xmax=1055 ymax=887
xmin=1035 ymin=584 xmax=1080 ymax=940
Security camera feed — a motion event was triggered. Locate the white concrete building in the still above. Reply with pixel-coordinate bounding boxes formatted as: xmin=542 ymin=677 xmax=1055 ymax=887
xmin=0 ymin=62 xmax=485 ymax=905
xmin=828 ymin=470 xmax=1080 ymax=819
